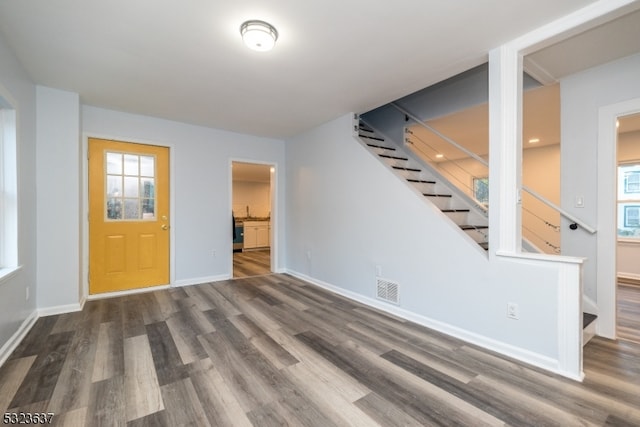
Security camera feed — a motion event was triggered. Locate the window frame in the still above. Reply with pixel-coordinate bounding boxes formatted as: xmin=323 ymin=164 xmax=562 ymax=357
xmin=617 ymin=161 xmax=640 ymax=242
xmin=0 ymin=99 xmax=19 ymax=283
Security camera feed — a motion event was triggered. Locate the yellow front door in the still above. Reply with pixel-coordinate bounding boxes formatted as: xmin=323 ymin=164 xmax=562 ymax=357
xmin=89 ymin=138 xmax=170 ymax=294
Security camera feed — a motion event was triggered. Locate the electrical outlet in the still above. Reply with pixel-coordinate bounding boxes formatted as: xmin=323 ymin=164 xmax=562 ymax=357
xmin=306 ymin=251 xmax=312 ymax=260
xmin=375 ymin=265 xmax=382 ymax=276
xmin=211 ymin=250 xmax=217 ymax=257
xmin=507 ymin=302 xmax=519 ymax=320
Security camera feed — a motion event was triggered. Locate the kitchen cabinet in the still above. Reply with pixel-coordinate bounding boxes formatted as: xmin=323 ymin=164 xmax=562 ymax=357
xmin=243 ymin=221 xmax=270 ymax=249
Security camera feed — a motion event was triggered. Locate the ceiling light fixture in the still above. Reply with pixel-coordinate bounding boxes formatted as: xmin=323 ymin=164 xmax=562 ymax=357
xmin=528 ymin=138 xmax=540 ymax=144
xmin=240 ymin=20 xmax=278 ymax=52
xmin=435 ymin=154 xmax=444 ymax=159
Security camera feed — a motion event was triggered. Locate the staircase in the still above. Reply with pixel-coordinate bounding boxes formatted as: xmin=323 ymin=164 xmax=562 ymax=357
xmin=356 ymin=118 xmax=490 ymax=252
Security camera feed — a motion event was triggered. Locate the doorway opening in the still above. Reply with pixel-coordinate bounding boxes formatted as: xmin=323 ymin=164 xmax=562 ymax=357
xmin=231 ymin=161 xmax=274 ymax=278
xmin=615 ymin=112 xmax=640 ymax=344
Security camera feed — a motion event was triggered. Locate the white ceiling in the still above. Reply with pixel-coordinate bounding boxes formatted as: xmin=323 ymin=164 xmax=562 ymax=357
xmin=408 ymin=6 xmax=640 ymax=162
xmin=0 ymin=0 xmax=610 ymax=139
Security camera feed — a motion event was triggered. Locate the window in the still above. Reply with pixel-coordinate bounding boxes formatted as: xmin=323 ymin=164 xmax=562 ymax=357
xmin=624 ymin=170 xmax=640 ymax=194
xmin=0 ymin=97 xmax=18 ymax=276
xmin=473 ymin=177 xmax=489 ymax=205
xmin=105 ymin=152 xmax=156 ymax=220
xmin=617 ymin=163 xmax=640 ymax=239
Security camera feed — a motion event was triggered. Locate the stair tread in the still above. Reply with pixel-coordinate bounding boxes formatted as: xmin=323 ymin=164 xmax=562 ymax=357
xmin=366 ymin=143 xmax=396 ymax=151
xmin=360 ymin=134 xmax=385 ymax=142
xmin=423 ymin=193 xmax=452 ymax=198
xmin=583 ymin=312 xmax=597 ymax=328
xmin=460 ymin=224 xmax=489 ymax=230
xmin=392 ymin=166 xmax=421 ymax=172
xmin=479 ymin=242 xmax=489 ymax=250
xmin=379 ymin=154 xmax=409 ymax=161
xmin=442 ymin=209 xmax=470 ymax=212
xmin=407 ymin=179 xmax=436 ymax=184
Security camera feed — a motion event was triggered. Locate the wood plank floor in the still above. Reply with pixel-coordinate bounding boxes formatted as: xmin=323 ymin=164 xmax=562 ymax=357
xmin=2 ymin=273 xmax=640 ymax=426
xmin=618 ymin=283 xmax=640 ymax=344
xmin=234 ymin=249 xmax=271 ymax=278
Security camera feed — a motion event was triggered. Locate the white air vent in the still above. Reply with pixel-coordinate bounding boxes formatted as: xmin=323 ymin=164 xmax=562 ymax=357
xmin=376 ymin=278 xmax=399 ymax=304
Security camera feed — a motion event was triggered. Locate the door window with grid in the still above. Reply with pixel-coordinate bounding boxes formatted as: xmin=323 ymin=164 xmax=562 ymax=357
xmin=105 ymin=152 xmax=156 ymax=220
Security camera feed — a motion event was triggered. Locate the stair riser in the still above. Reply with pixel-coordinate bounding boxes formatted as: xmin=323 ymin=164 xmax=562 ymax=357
xmin=443 ymin=211 xmax=470 ymax=225
xmin=424 ymin=196 xmax=453 ymax=210
xmin=382 ymin=158 xmax=413 ymax=168
xmin=408 ymin=182 xmax=437 ymax=193
xmin=369 ymin=146 xmax=395 ymax=156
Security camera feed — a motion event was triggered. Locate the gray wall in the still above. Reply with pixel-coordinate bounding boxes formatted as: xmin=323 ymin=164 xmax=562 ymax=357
xmin=0 ymin=32 xmax=37 ymax=354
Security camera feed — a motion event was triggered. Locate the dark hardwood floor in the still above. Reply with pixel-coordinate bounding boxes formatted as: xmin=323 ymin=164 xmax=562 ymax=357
xmin=618 ymin=282 xmax=640 ymax=344
xmin=1 ymin=273 xmax=640 ymax=426
xmin=233 ymin=249 xmax=271 ymax=278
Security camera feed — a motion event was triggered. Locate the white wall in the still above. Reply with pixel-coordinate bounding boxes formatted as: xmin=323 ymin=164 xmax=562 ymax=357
xmin=82 ymin=106 xmax=285 ymax=285
xmin=286 ymin=113 xmax=567 ymax=367
xmin=561 ymin=53 xmax=640 ymax=301
xmin=0 ymin=32 xmax=38 ymax=358
xmin=36 ymin=86 xmax=81 ymax=311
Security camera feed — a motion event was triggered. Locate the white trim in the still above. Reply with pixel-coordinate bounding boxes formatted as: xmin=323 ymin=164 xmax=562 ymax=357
xmin=597 ymin=98 xmax=640 ymax=339
xmin=495 ymin=250 xmax=584 ymax=264
xmin=0 ymin=310 xmax=38 ymax=368
xmin=488 ymin=45 xmax=522 ymax=255
xmin=618 ymin=238 xmax=640 ymax=244
xmin=618 ymin=272 xmax=640 ymax=282
xmin=38 ymin=302 xmax=84 ymax=317
xmin=86 ymin=284 xmax=170 ymax=301
xmin=173 ymin=274 xmax=231 ymax=287
xmin=508 ymin=0 xmax=640 ymax=55
xmin=0 ymin=265 xmax=22 ymax=286
xmin=285 ymin=269 xmax=581 ymax=381
xmin=82 ymin=132 xmax=177 ymax=298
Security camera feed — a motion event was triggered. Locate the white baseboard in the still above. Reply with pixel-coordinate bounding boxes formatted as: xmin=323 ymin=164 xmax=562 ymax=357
xmin=285 ymin=269 xmax=565 ymax=380
xmin=0 ymin=309 xmax=38 ymax=367
xmin=38 ymin=302 xmax=84 ymax=317
xmin=173 ymin=274 xmax=231 ymax=287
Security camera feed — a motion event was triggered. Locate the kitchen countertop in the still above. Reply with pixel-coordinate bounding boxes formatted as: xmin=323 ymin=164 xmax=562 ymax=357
xmin=235 ymin=217 xmax=270 ymax=225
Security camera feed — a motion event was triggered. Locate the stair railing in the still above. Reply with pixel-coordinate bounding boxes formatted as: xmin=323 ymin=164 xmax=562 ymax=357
xmin=522 ymin=186 xmax=596 ymax=234
xmin=404 ymin=128 xmax=489 ymax=212
xmin=388 ymin=102 xmax=597 ymax=250
xmin=391 ymin=102 xmax=488 ymax=166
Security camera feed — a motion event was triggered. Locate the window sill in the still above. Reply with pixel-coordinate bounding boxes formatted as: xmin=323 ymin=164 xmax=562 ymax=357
xmin=618 ymin=238 xmax=640 ymax=244
xmin=0 ymin=265 xmax=22 ymax=286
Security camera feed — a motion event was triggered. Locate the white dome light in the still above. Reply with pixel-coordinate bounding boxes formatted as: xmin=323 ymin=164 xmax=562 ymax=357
xmin=240 ymin=20 xmax=278 ymax=52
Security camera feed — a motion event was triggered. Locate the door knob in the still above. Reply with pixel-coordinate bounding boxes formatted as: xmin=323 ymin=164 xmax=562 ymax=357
xmin=161 ymin=224 xmax=168 ymax=230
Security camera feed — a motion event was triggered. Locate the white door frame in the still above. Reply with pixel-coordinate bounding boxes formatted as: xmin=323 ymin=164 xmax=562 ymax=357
xmin=229 ymin=159 xmax=278 ymax=276
xmin=82 ymin=133 xmax=176 ymax=301
xmin=596 ymin=98 xmax=640 ymax=338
